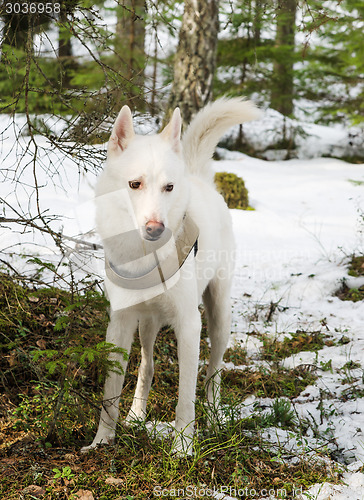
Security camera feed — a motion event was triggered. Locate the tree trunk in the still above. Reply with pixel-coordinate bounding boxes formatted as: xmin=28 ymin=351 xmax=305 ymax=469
xmin=150 ymin=27 xmax=159 ymax=116
xmin=58 ymin=4 xmax=74 ymax=89
xmin=1 ymin=8 xmax=49 ymax=52
xmin=58 ymin=8 xmax=72 ymax=59
xmin=271 ymin=0 xmax=297 ymax=116
xmin=165 ymin=0 xmax=219 ymax=129
xmin=241 ymin=0 xmax=252 ymax=85
xmin=2 ymin=13 xmax=32 ymax=49
xmin=114 ymin=0 xmax=146 ymax=110
xmin=253 ymin=0 xmax=264 ymax=45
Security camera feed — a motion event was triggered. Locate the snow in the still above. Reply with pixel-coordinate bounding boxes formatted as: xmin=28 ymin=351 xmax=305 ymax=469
xmin=1 ymin=112 xmax=364 ymax=499
xmin=222 ymin=108 xmax=364 ymax=161
xmin=300 ymin=473 xmax=364 ymax=500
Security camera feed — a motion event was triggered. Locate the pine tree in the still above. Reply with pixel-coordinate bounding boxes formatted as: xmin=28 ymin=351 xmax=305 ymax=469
xmin=298 ymin=0 xmax=364 ymax=124
xmin=113 ymin=0 xmax=146 ymax=110
xmin=214 ymin=1 xmax=275 ymax=100
xmin=270 ymin=0 xmax=297 ymax=116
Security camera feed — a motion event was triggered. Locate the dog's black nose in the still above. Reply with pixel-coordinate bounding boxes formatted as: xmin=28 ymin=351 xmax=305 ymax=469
xmin=145 ymin=221 xmax=165 ymax=239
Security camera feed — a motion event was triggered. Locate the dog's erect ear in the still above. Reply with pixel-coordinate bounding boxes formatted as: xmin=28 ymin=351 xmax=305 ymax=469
xmin=108 ymin=105 xmax=135 ymax=154
xmin=160 ymin=108 xmax=181 ymax=154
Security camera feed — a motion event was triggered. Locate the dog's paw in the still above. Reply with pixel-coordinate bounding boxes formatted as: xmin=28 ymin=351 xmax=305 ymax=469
xmin=80 ymin=443 xmax=96 ymax=454
xmin=80 ymin=435 xmax=115 ymax=454
xmin=171 ymin=433 xmax=193 ymax=458
xmin=125 ymin=409 xmax=146 ymax=426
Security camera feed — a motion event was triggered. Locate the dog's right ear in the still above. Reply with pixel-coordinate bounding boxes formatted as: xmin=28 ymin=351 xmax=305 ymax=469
xmin=108 ymin=105 xmax=135 ymax=154
xmin=160 ymin=107 xmax=181 ymax=154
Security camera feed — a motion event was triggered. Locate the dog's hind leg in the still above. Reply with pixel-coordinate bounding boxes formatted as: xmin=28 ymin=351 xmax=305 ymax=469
xmin=126 ymin=317 xmax=160 ymax=423
xmin=81 ymin=311 xmax=137 ymax=452
xmin=203 ymin=277 xmax=232 ymax=407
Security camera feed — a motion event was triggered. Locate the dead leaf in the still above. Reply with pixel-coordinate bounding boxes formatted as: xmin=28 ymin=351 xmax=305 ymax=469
xmin=105 ymin=476 xmax=123 ymax=486
xmin=22 ymin=485 xmax=45 ymax=497
xmin=74 ymin=490 xmax=94 ymax=500
xmin=7 ymin=351 xmax=17 ymax=367
xmin=36 ymin=339 xmax=47 ymax=349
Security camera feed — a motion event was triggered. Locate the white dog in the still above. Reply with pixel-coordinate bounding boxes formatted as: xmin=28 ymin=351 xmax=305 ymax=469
xmin=82 ymin=98 xmax=260 ymax=454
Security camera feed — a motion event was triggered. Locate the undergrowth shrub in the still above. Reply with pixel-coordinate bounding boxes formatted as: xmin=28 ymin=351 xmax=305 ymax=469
xmin=0 ymin=271 xmax=126 ymax=445
xmin=214 ymin=171 xmax=249 ymax=209
xmin=262 ymin=398 xmax=297 ymax=429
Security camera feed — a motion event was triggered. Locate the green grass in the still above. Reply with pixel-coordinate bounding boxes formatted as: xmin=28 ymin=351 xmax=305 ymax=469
xmin=348 ymin=179 xmax=364 ymax=187
xmin=224 ymin=342 xmax=247 ymax=365
xmin=260 ymin=330 xmax=332 ymax=363
xmin=222 ymin=365 xmax=316 ymax=400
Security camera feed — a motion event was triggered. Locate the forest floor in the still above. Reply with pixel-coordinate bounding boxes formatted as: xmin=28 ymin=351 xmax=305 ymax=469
xmin=0 ymin=272 xmax=347 ymax=500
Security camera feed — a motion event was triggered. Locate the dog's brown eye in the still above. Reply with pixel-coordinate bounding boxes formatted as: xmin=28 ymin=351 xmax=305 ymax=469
xmin=129 ymin=181 xmax=141 ymax=190
xmin=165 ymin=184 xmax=174 ymax=192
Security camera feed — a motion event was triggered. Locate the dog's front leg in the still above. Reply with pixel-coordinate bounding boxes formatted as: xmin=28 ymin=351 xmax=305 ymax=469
xmin=126 ymin=317 xmax=160 ymax=423
xmin=81 ymin=311 xmax=137 ymax=452
xmin=172 ymin=309 xmax=201 ymax=455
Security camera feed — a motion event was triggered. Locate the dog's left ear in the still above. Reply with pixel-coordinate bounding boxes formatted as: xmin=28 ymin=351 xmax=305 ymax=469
xmin=161 ymin=108 xmax=181 ymax=154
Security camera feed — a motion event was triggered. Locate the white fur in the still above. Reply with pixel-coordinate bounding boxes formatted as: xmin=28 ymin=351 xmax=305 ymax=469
xmin=81 ymin=98 xmax=260 ymax=455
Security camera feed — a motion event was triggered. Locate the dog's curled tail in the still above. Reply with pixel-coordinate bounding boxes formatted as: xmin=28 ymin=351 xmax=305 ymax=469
xmin=182 ymin=97 xmax=261 ymax=179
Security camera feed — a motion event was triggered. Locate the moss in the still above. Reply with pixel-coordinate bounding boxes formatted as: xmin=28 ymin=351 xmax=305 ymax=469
xmin=339 ymin=285 xmax=364 ymax=302
xmin=348 ymin=255 xmax=364 ymax=277
xmin=335 ymin=254 xmax=364 ymax=301
xmin=214 ymin=171 xmax=249 ymax=210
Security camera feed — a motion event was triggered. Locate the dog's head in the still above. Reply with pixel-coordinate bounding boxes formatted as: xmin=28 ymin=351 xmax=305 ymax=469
xmin=98 ymin=106 xmax=188 ymax=242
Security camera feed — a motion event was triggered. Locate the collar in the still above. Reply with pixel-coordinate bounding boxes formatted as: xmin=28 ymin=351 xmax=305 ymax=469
xmin=105 ymin=214 xmax=199 ymax=290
